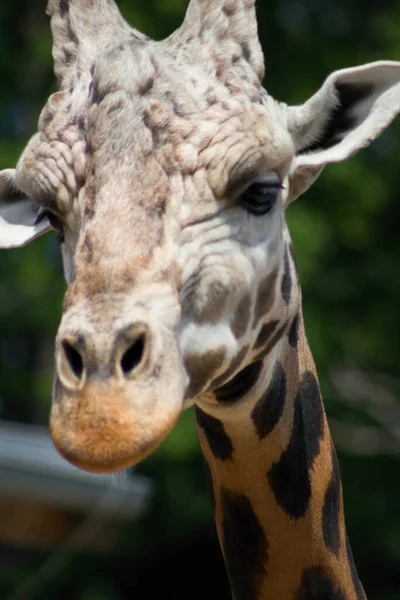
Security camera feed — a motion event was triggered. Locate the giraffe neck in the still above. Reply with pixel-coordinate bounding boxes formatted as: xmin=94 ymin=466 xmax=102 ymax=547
xmin=195 ymin=313 xmax=366 ymax=600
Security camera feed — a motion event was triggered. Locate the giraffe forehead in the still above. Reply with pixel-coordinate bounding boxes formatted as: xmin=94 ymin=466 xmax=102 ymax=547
xmin=32 ymin=40 xmax=288 ymax=215
xmin=86 ymin=89 xmax=287 ymax=215
xmin=87 ymin=40 xmax=280 ymax=170
xmin=90 ymin=63 xmax=266 ymax=150
xmin=90 ymin=29 xmax=261 ymax=105
xmin=93 ymin=40 xmax=212 ymax=109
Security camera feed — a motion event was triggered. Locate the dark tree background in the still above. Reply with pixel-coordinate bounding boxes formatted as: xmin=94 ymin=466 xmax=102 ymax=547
xmin=0 ymin=1 xmax=399 ymax=599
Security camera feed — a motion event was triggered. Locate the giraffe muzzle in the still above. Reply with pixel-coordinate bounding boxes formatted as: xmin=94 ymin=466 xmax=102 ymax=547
xmin=50 ymin=301 xmax=188 ymax=474
xmin=57 ymin=322 xmax=150 ymax=391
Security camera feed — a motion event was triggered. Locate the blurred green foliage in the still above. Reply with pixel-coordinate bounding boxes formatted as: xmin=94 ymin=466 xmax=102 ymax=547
xmin=0 ymin=1 xmax=399 ymax=599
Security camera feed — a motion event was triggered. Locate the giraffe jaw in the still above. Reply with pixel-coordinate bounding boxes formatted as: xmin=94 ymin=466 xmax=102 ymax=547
xmin=50 ymin=370 xmax=186 ymax=474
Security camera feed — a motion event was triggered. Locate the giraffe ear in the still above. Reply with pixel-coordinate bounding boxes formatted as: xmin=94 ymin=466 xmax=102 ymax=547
xmin=0 ymin=170 xmax=51 ymax=249
xmin=173 ymin=0 xmax=264 ymax=84
xmin=286 ymin=61 xmax=400 ymax=202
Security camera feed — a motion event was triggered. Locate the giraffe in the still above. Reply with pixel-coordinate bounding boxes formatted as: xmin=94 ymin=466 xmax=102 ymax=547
xmin=0 ymin=0 xmax=399 ymax=598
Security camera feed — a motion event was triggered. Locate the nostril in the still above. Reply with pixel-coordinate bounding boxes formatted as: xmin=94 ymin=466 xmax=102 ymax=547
xmin=62 ymin=341 xmax=84 ymax=381
xmin=120 ymin=335 xmax=145 ymax=377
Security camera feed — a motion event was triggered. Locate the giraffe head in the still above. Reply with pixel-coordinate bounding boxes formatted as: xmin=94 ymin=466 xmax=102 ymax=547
xmin=1 ymin=0 xmax=399 ymax=473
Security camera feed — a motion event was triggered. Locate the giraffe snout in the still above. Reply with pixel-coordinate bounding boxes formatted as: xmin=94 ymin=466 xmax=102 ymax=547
xmin=50 ymin=301 xmax=187 ymax=474
xmin=56 ymin=322 xmax=151 ymax=391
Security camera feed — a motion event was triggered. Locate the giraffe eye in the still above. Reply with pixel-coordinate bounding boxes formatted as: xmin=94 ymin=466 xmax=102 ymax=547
xmin=239 ymin=174 xmax=284 ymax=216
